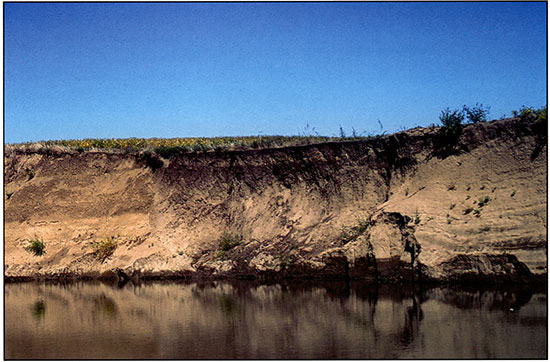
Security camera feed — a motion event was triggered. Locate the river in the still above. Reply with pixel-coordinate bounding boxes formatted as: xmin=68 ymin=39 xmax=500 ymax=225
xmin=4 ymin=280 xmax=547 ymax=359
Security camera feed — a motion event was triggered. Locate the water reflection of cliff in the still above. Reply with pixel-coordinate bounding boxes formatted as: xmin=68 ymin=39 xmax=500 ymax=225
xmin=5 ymin=280 xmax=546 ymax=359
xmin=431 ymin=286 xmax=536 ymax=312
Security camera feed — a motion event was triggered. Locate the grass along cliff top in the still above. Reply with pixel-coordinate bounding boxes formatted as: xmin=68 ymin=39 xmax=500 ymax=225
xmin=6 ymin=105 xmax=546 ymax=155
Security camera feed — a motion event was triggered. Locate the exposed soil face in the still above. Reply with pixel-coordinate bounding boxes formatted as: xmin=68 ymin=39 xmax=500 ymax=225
xmin=4 ymin=118 xmax=547 ymax=283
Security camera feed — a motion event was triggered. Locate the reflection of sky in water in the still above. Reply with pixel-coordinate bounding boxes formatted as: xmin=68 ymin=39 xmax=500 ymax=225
xmin=5 ymin=281 xmax=547 ymax=359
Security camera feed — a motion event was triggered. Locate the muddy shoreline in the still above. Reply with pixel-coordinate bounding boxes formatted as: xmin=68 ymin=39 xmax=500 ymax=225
xmin=5 ymin=268 xmax=547 ymax=288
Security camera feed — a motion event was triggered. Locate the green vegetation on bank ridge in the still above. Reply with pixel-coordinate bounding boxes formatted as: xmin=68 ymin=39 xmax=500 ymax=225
xmin=19 ymin=135 xmax=370 ymax=154
xmin=9 ymin=105 xmax=546 ymax=153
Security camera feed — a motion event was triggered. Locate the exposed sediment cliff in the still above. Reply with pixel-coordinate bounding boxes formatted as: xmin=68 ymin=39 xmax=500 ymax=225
xmin=4 ymin=118 xmax=547 ymax=283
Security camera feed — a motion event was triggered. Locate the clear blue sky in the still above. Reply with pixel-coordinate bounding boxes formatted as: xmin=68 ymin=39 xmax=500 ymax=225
xmin=4 ymin=2 xmax=547 ymax=143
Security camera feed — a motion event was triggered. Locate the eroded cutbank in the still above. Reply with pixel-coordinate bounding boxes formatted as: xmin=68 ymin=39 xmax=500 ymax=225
xmin=4 ymin=117 xmax=547 ymax=284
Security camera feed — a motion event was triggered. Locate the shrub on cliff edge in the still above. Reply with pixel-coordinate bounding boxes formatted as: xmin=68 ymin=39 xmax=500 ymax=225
xmin=433 ymin=107 xmax=465 ymax=157
xmin=439 ymin=108 xmax=464 ymax=137
xmin=463 ymin=103 xmax=490 ymax=123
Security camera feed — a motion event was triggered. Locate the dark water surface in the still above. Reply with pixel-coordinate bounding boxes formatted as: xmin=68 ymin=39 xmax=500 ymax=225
xmin=5 ymin=280 xmax=547 ymax=359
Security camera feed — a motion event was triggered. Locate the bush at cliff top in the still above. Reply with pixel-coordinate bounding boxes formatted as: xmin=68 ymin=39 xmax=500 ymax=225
xmin=533 ymin=106 xmax=547 ymax=136
xmin=439 ymin=108 xmax=464 ymax=136
xmin=463 ymin=103 xmax=490 ymax=123
xmin=512 ymin=105 xmax=546 ymax=122
xmin=433 ymin=107 xmax=464 ymax=157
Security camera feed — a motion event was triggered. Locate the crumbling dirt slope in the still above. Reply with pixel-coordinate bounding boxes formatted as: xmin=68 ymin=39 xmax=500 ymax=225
xmin=4 ymin=118 xmax=547 ymax=282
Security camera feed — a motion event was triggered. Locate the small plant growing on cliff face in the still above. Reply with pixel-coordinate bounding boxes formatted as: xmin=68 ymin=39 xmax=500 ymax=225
xmin=473 ymin=208 xmax=481 ymax=217
xmin=340 ymin=227 xmax=355 ymax=244
xmin=340 ymin=216 xmax=370 ymax=244
xmin=477 ymin=196 xmax=490 ymax=207
xmin=278 ymin=253 xmax=296 ymax=270
xmin=25 ymin=237 xmax=46 ymax=256
xmin=355 ymin=216 xmax=369 ymax=232
xmin=218 ymin=232 xmax=242 ymax=252
xmin=92 ymin=237 xmax=117 ymax=260
xmin=413 ymin=210 xmax=421 ymax=225
xmin=511 ymin=190 xmax=516 ymax=197
xmin=25 ymin=168 xmax=35 ymax=181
